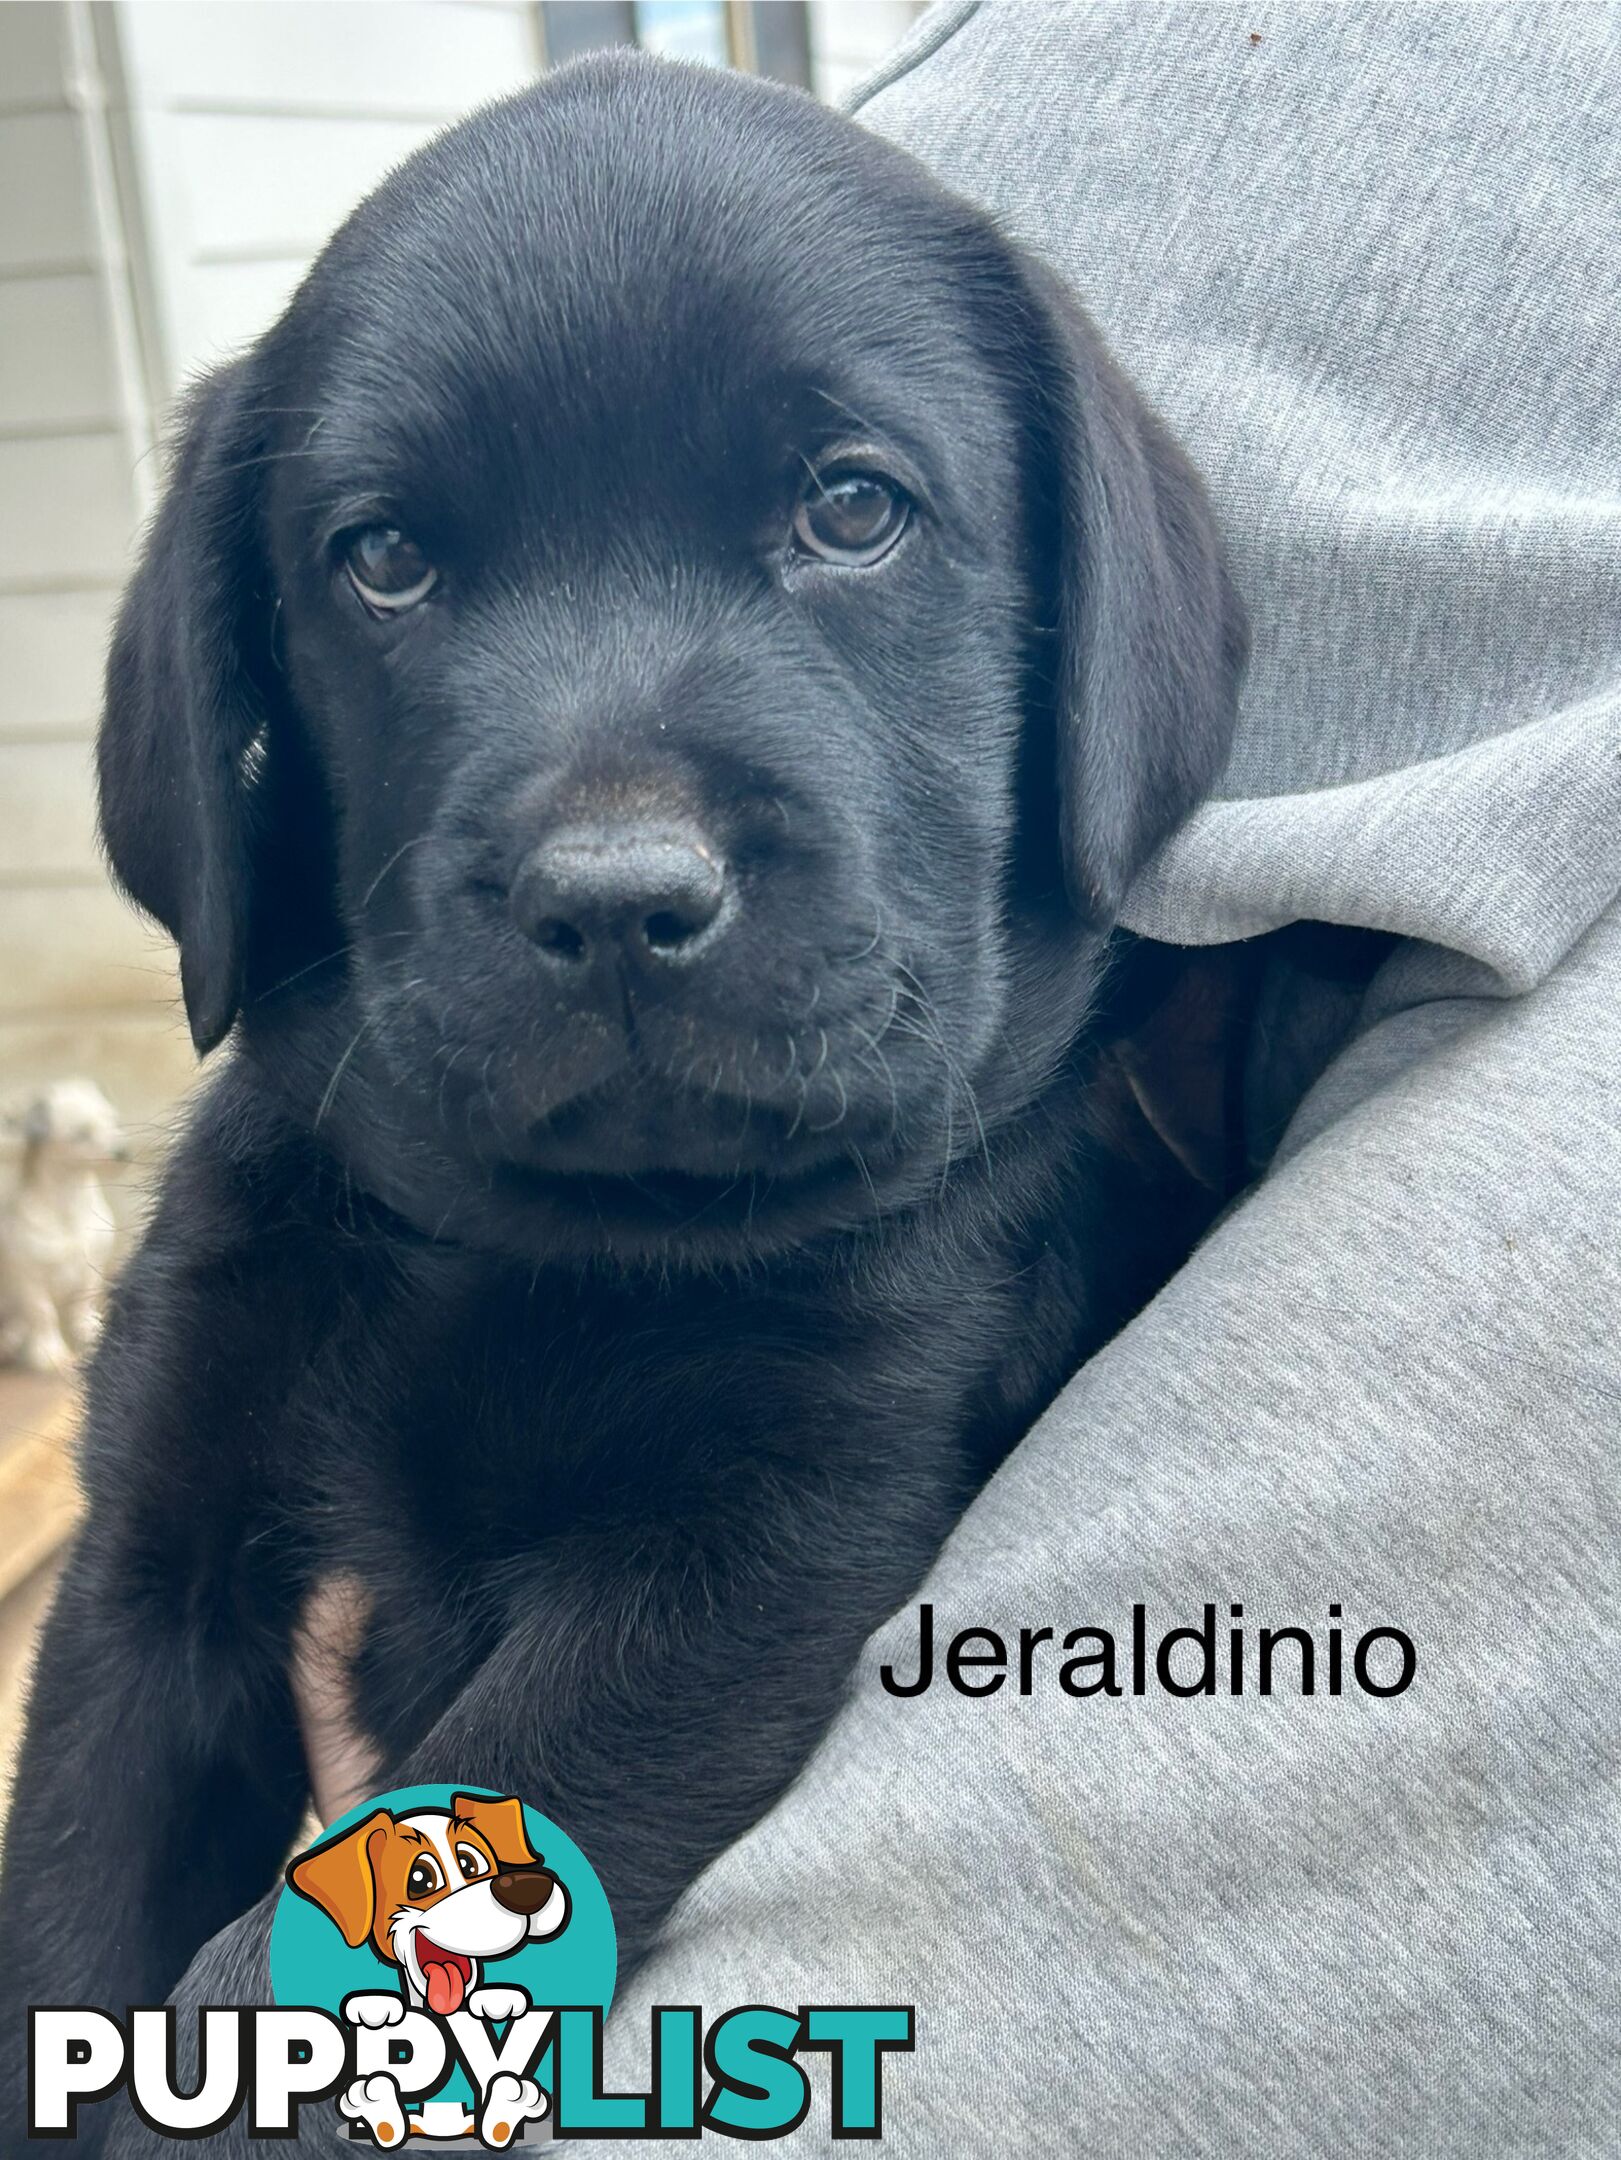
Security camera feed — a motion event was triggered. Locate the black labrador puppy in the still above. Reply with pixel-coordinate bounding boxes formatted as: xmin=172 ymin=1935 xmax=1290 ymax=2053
xmin=0 ymin=52 xmax=1245 ymax=2142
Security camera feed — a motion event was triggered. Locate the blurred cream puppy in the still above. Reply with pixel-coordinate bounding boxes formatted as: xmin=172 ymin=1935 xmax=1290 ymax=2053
xmin=0 ymin=1079 xmax=126 ymax=1373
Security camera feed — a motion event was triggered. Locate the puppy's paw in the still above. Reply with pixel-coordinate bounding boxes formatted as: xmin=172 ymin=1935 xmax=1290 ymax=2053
xmin=343 ymin=1990 xmax=406 ymax=2029
xmin=467 ymin=1983 xmax=529 ymax=2023
xmin=339 ymin=2072 xmax=408 ymax=2148
xmin=478 ymin=2073 xmax=547 ymax=2147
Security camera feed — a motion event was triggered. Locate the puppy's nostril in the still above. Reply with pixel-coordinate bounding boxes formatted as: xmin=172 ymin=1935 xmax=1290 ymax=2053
xmin=644 ymin=906 xmax=704 ymax=952
xmin=534 ymin=917 xmax=588 ymax=963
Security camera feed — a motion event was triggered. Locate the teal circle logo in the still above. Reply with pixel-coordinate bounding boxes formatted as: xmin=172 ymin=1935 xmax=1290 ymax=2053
xmin=270 ymin=1784 xmax=615 ymax=2144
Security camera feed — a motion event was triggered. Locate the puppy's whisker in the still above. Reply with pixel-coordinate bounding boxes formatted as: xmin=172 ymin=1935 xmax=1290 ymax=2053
xmin=797 ymin=451 xmax=833 ymax=504
xmin=804 ymin=1060 xmax=849 ymax=1136
xmin=359 ymin=837 xmax=430 ymax=912
xmin=253 ymin=943 xmax=353 ymax=1004
xmin=202 ymin=445 xmax=329 ymax=481
xmin=474 ymin=1050 xmax=498 ymax=1148
xmin=845 ymin=1143 xmax=883 ymax=1221
xmin=735 ymin=1074 xmax=756 ymax=1146
xmin=830 ymin=904 xmax=884 ymax=966
xmin=870 ymin=976 xmax=903 ymax=1050
xmin=890 ymin=975 xmax=958 ymax=1190
xmin=810 ymin=385 xmax=881 ymax=438
xmin=850 ymin=1023 xmax=901 ymax=1141
xmin=313 ymin=1014 xmax=378 ymax=1130
xmin=894 ymin=970 xmax=994 ymax=1189
xmin=436 ymin=1043 xmax=471 ymax=1134
xmin=670 ymin=1173 xmax=746 ymax=1236
xmin=787 ymin=1025 xmax=831 ymax=1141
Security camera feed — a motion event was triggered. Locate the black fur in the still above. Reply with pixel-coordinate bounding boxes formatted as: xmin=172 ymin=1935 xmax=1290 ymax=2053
xmin=0 ymin=55 xmax=1244 ymax=2151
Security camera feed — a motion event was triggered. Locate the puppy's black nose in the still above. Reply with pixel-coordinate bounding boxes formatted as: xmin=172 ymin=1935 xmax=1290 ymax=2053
xmin=511 ymin=820 xmax=728 ymax=968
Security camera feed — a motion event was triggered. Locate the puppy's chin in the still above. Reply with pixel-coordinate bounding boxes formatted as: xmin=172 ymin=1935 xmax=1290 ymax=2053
xmin=509 ymin=1072 xmax=889 ymax=1176
xmin=340 ymin=1072 xmax=943 ymax=1270
xmin=343 ymin=1131 xmax=924 ymax=1271
xmin=456 ymin=1076 xmax=929 ymax=1266
xmin=484 ymin=1151 xmax=891 ymax=1262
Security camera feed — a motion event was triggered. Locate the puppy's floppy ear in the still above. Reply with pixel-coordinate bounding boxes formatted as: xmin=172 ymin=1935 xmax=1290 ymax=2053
xmin=286 ymin=1810 xmax=392 ymax=1949
xmin=98 ymin=357 xmax=275 ymax=1054
xmin=1105 ymin=938 xmax=1267 ymax=1194
xmin=1006 ymin=244 xmax=1248 ymax=924
xmin=452 ymin=1792 xmax=538 ymax=1869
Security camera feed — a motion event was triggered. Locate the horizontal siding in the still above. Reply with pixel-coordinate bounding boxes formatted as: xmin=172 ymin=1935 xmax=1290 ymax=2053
xmin=115 ymin=1 xmax=544 ymax=387
xmin=0 ymin=113 xmax=97 ymax=271
xmin=0 ymin=885 xmax=175 ymax=1018
xmin=0 ymin=274 xmax=123 ymax=431
xmin=124 ymin=2 xmax=538 ymax=118
xmin=0 ymin=1011 xmax=198 ymax=1143
xmin=0 ymin=739 xmax=102 ymax=883
xmin=0 ymin=434 xmax=137 ymax=588
xmin=175 ymin=111 xmax=445 ymax=262
xmin=0 ymin=4 xmax=70 ymax=111
xmin=0 ymin=7 xmax=181 ymax=1157
xmin=0 ymin=589 xmax=116 ymax=737
xmin=164 ymin=256 xmax=307 ymax=368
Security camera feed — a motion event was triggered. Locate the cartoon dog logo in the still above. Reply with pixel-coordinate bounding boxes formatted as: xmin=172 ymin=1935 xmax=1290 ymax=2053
xmin=288 ymin=1792 xmax=569 ymax=2145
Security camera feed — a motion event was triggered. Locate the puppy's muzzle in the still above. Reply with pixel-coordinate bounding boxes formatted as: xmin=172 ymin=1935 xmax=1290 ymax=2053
xmin=490 ymin=1864 xmax=559 ymax=1916
xmin=511 ymin=817 xmax=729 ymax=973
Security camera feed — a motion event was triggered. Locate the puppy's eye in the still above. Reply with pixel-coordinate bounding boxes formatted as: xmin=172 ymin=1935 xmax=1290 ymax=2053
xmin=455 ymin=1843 xmax=490 ymax=1882
xmin=406 ymin=1856 xmax=443 ymax=1898
xmin=792 ymin=470 xmax=909 ymax=566
xmin=344 ymin=526 xmax=437 ymax=613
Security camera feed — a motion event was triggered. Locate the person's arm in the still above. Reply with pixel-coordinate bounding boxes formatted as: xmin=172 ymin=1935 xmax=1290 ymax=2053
xmin=594 ymin=921 xmax=1621 ymax=2153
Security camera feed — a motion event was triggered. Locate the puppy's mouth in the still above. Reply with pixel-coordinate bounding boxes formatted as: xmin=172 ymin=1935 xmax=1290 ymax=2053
xmin=492 ymin=1075 xmax=903 ymax=1231
xmin=415 ymin=1935 xmax=474 ymax=2016
xmin=487 ymin=1055 xmax=892 ymax=1169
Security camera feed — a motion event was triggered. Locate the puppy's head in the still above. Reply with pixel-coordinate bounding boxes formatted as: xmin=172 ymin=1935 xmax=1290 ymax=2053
xmin=6 ymin=1079 xmax=128 ymax=1168
xmin=101 ymin=55 xmax=1244 ymax=1264
xmin=287 ymin=1793 xmax=566 ymax=2013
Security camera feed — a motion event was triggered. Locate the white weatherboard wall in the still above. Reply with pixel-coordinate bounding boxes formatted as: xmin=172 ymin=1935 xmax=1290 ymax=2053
xmin=108 ymin=2 xmax=543 ymax=382
xmin=0 ymin=0 xmax=921 ymax=1162
xmin=0 ymin=1 xmax=181 ymax=1149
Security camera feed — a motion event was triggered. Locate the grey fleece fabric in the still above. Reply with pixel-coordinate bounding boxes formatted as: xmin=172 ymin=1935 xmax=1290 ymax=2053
xmin=599 ymin=6 xmax=1621 ymax=2152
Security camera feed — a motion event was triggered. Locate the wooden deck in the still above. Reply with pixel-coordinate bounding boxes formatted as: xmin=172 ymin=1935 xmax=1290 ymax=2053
xmin=0 ymin=1370 xmax=80 ymax=1812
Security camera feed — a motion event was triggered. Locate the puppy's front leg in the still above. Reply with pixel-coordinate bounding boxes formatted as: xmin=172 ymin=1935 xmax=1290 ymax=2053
xmin=0 ymin=1101 xmax=356 ymax=2156
xmin=0 ymin=1574 xmax=305 ymax=2157
xmin=392 ymin=1446 xmax=964 ymax=1976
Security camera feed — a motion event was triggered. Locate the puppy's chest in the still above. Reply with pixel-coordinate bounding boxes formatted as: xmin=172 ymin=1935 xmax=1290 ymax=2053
xmin=319 ymin=1274 xmax=904 ymax=1760
xmin=320 ymin=1271 xmax=865 ymax=1567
